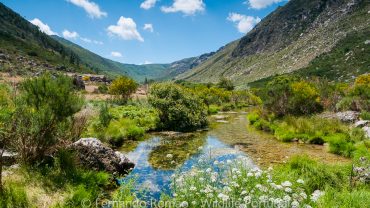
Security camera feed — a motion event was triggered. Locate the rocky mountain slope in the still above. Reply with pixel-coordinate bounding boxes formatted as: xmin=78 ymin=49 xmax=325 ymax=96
xmin=177 ymin=0 xmax=370 ymax=87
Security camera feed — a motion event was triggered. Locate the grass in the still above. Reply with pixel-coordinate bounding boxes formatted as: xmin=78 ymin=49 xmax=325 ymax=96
xmin=1 ymin=150 xmax=114 ymax=208
xmin=247 ymin=110 xmax=367 ymax=157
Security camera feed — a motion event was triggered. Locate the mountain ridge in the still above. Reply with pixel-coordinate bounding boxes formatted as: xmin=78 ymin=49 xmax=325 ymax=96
xmin=177 ymin=0 xmax=370 ymax=87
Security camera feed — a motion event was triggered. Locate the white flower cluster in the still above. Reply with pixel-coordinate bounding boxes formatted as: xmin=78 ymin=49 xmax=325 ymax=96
xmin=170 ymin=156 xmax=323 ymax=208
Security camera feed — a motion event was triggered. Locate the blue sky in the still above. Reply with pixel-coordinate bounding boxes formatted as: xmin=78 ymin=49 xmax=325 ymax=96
xmin=1 ymin=0 xmax=287 ymax=64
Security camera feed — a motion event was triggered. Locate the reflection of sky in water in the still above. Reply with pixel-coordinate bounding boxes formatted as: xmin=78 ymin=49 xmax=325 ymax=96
xmin=119 ymin=136 xmax=255 ymax=202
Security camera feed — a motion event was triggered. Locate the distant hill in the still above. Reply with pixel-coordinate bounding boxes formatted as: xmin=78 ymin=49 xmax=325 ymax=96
xmin=177 ymin=0 xmax=370 ymax=87
xmin=0 ymin=2 xmax=209 ymax=82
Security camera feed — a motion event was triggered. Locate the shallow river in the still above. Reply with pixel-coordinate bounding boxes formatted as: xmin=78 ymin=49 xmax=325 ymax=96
xmin=118 ymin=113 xmax=349 ymax=201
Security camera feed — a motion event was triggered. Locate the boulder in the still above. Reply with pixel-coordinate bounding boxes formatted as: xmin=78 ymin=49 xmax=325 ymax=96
xmin=363 ymin=127 xmax=370 ymax=139
xmin=71 ymin=138 xmax=134 ymax=175
xmin=355 ymin=120 xmax=369 ymax=128
xmin=335 ymin=111 xmax=360 ymax=123
xmin=1 ymin=150 xmax=17 ymax=166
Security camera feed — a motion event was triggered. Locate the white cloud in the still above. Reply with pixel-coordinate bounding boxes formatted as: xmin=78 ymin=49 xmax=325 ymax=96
xmin=80 ymin=37 xmax=92 ymax=43
xmin=161 ymin=0 xmax=205 ymax=15
xmin=80 ymin=37 xmax=103 ymax=45
xmin=107 ymin=17 xmax=144 ymax=42
xmin=63 ymin=30 xmax=79 ymax=39
xmin=227 ymin=13 xmax=261 ymax=33
xmin=246 ymin=0 xmax=286 ymax=9
xmin=144 ymin=60 xmax=152 ymax=64
xmin=67 ymin=0 xmax=107 ymax=18
xmin=30 ymin=18 xmax=57 ymax=36
xmin=111 ymin=51 xmax=123 ymax=58
xmin=143 ymin=24 xmax=154 ymax=32
xmin=93 ymin=40 xmax=104 ymax=45
xmin=140 ymin=0 xmax=158 ymax=10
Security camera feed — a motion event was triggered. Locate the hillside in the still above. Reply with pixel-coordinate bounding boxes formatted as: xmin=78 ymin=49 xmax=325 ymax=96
xmin=0 ymin=2 xmax=204 ymax=82
xmin=53 ymin=36 xmax=172 ymax=82
xmin=0 ymin=2 xmax=91 ymax=75
xmin=177 ymin=0 xmax=370 ymax=87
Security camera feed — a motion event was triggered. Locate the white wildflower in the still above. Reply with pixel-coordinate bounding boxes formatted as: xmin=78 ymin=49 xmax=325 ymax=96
xmin=241 ymin=190 xmax=247 ymax=195
xmin=259 ymin=195 xmax=268 ymax=203
xmin=281 ymin=181 xmax=292 ymax=187
xmin=206 ymin=168 xmax=212 ymax=173
xmin=247 ymin=172 xmax=253 ymax=177
xmin=218 ymin=193 xmax=230 ymax=201
xmin=291 ymin=200 xmax=300 ymax=208
xmin=283 ymin=195 xmax=291 ymax=202
xmin=297 ymin=179 xmax=305 ymax=184
xmin=214 ymin=160 xmax=219 ymax=165
xmin=179 ymin=201 xmax=188 ymax=208
xmin=285 ymin=187 xmax=292 ymax=193
xmin=244 ymin=195 xmax=251 ymax=203
xmin=190 ymin=186 xmax=197 ymax=191
xmin=166 ymin=154 xmax=173 ymax=158
xmin=311 ymin=190 xmax=324 ymax=202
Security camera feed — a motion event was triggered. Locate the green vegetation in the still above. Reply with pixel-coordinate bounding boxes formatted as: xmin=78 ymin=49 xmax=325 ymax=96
xmin=149 ymin=82 xmax=208 ymax=132
xmin=248 ymin=75 xmax=369 ymax=158
xmin=84 ymin=104 xmax=159 ymax=146
xmin=109 ymin=76 xmax=139 ymax=103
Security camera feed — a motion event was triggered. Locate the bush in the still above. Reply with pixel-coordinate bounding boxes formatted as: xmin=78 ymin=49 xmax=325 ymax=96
xmin=149 ymin=83 xmax=208 ymax=132
xmin=264 ymin=76 xmax=322 ymax=116
xmin=109 ymin=76 xmax=138 ymax=103
xmin=207 ymin=105 xmax=220 ymax=115
xmin=337 ymin=74 xmax=370 ymax=112
xmin=217 ymin=77 xmax=234 ymax=91
xmin=10 ymin=74 xmax=83 ymax=164
xmin=105 ymin=118 xmax=145 ymax=146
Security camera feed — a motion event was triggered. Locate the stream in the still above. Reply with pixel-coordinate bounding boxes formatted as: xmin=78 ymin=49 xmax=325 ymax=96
xmin=118 ymin=113 xmax=349 ymax=201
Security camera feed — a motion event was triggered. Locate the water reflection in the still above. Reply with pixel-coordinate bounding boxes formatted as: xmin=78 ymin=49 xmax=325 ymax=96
xmin=119 ymin=135 xmax=248 ymax=201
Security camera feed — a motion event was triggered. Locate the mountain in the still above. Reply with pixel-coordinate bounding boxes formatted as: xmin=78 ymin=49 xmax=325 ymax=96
xmin=52 ymin=35 xmax=171 ymax=82
xmin=0 ymin=2 xmax=204 ymax=82
xmin=177 ymin=0 xmax=370 ymax=87
xmin=0 ymin=2 xmax=91 ymax=75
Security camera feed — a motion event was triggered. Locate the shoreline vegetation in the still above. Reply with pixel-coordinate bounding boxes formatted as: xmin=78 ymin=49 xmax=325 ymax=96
xmin=0 ymin=72 xmax=369 ymax=207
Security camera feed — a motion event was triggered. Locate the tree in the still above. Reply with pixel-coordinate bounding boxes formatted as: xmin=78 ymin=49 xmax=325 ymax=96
xmin=217 ymin=77 xmax=235 ymax=91
xmin=109 ymin=76 xmax=138 ymax=103
xmin=148 ymin=83 xmax=208 ymax=132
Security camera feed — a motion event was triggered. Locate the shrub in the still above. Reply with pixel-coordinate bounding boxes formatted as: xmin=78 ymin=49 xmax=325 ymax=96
xmin=97 ymin=84 xmax=108 ymax=94
xmin=149 ymin=83 xmax=208 ymax=132
xmin=207 ymin=105 xmax=220 ymax=115
xmin=99 ymin=103 xmax=112 ymax=128
xmin=337 ymin=74 xmax=370 ymax=112
xmin=125 ymin=125 xmax=145 ymax=140
xmin=264 ymin=76 xmax=322 ymax=116
xmin=10 ymin=74 xmax=83 ymax=164
xmin=109 ymin=76 xmax=138 ymax=103
xmin=217 ymin=77 xmax=234 ymax=91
